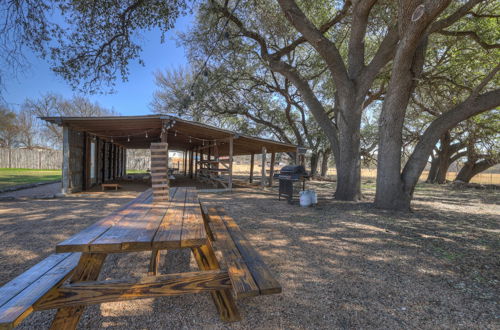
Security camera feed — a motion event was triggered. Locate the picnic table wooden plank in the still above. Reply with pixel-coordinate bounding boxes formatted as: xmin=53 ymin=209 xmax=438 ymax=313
xmin=35 ymin=270 xmax=231 ymax=310
xmin=152 ymin=187 xmax=187 ymax=249
xmin=56 ymin=190 xmax=153 ymax=253
xmin=122 ymin=187 xmax=179 ymax=251
xmin=207 ymin=209 xmax=260 ymax=298
xmin=89 ymin=194 xmax=155 ymax=252
xmin=180 ymin=189 xmax=207 ymax=248
xmin=0 ymin=253 xmax=81 ymax=328
xmin=216 ymin=208 xmax=281 ymax=295
xmin=0 ymin=253 xmax=73 ymax=308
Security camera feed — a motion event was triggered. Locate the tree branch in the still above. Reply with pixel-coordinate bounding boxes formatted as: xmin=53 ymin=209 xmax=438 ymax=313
xmin=438 ymin=29 xmax=500 ymax=49
xmin=276 ymin=0 xmax=352 ymax=94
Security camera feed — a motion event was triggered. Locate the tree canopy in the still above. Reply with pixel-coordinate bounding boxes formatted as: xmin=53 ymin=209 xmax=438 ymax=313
xmin=0 ymin=0 xmax=186 ymax=93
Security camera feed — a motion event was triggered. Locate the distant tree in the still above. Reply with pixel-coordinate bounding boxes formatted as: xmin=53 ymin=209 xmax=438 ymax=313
xmin=454 ymin=111 xmax=499 ymax=182
xmin=152 ymin=65 xmax=330 ymax=174
xmin=15 ymin=108 xmax=40 ymax=149
xmin=0 ymin=107 xmax=19 ymax=147
xmin=23 ymin=93 xmax=117 ymax=147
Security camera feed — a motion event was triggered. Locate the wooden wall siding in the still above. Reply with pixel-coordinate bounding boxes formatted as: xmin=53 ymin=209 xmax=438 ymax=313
xmin=63 ymin=128 xmax=84 ymax=193
xmin=82 ymin=132 xmax=89 ymax=190
xmin=103 ymin=143 xmax=109 ymax=181
xmin=97 ymin=139 xmax=104 ymax=184
xmin=150 ymin=142 xmax=169 ymax=203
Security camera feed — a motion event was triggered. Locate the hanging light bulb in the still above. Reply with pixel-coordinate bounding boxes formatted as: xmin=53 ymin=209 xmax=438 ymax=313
xmin=127 ymin=136 xmax=130 ymax=142
xmin=145 ymin=131 xmax=148 ymax=138
xmin=222 ymin=31 xmax=230 ymax=47
xmin=189 ymin=137 xmax=192 ymax=143
xmin=202 ymin=140 xmax=205 ymax=146
xmin=111 ymin=138 xmax=113 ymax=143
xmin=174 ymin=131 xmax=177 ymax=137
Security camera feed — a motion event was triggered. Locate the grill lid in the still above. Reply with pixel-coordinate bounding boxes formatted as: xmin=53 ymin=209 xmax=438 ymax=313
xmin=280 ymin=165 xmax=307 ymax=174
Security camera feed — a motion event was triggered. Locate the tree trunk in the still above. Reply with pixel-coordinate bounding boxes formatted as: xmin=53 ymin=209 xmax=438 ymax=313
xmin=335 ymin=106 xmax=362 ymax=201
xmin=375 ymin=31 xmax=432 ymax=211
xmin=435 ymin=156 xmax=452 ymax=184
xmin=309 ymin=151 xmax=319 ymax=177
xmin=320 ymin=151 xmax=330 ymax=177
xmin=426 ymin=155 xmax=439 ymax=183
xmin=455 ymin=159 xmax=497 ymax=183
xmin=434 ymin=132 xmax=453 ymax=184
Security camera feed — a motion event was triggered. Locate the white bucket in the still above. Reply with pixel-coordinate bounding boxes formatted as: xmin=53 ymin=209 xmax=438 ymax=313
xmin=309 ymin=190 xmax=318 ymax=205
xmin=299 ymin=190 xmax=312 ymax=207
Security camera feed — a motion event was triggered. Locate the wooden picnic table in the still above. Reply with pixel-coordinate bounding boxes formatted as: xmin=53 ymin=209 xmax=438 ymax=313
xmin=45 ymin=186 xmax=239 ymax=327
xmin=0 ymin=186 xmax=281 ymax=329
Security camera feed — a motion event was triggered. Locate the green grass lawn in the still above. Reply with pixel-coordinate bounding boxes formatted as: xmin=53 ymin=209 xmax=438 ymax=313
xmin=126 ymin=169 xmax=149 ymax=174
xmin=0 ymin=168 xmax=62 ymax=189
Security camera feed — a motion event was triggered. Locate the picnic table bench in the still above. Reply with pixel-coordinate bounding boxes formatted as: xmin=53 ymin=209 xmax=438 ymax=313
xmin=101 ymin=183 xmax=121 ymax=191
xmin=0 ymin=187 xmax=281 ymax=329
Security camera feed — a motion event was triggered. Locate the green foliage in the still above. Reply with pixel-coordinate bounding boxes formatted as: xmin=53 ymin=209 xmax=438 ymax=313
xmin=0 ymin=0 xmax=186 ymax=92
xmin=0 ymin=108 xmax=18 ymax=147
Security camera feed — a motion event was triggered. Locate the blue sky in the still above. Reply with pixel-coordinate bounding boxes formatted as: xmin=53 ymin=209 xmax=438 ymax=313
xmin=3 ymin=14 xmax=194 ymax=116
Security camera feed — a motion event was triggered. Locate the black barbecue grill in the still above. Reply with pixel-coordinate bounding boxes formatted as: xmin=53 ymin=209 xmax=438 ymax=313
xmin=275 ymin=165 xmax=309 ymax=203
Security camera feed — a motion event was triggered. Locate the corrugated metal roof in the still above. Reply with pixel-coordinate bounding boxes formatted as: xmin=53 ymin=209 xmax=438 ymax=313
xmin=41 ymin=115 xmax=299 ymax=155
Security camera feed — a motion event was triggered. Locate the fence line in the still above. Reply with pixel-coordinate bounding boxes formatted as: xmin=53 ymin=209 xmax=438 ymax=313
xmin=0 ymin=148 xmax=152 ymax=171
xmin=0 ymin=148 xmax=62 ymax=169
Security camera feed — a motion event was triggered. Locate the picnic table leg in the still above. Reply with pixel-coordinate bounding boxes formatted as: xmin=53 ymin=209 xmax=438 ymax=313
xmin=148 ymin=249 xmax=161 ymax=275
xmin=50 ymin=253 xmax=107 ymax=330
xmin=191 ymin=243 xmax=241 ymax=322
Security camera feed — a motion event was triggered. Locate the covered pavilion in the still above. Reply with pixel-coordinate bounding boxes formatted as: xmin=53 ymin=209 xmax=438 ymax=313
xmin=41 ymin=115 xmax=300 ymax=194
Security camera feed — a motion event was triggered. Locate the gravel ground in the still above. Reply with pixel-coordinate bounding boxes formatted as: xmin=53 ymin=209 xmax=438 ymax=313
xmin=0 ymin=181 xmax=498 ymax=329
xmin=0 ymin=182 xmax=61 ymax=198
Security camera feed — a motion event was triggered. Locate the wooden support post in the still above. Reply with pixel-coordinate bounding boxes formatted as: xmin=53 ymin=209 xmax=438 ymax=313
xmin=228 ymin=136 xmax=233 ymax=191
xmin=50 ymin=253 xmax=107 ymax=330
xmin=149 ymin=249 xmax=161 ymax=275
xmin=261 ymin=146 xmax=267 ymax=187
xmin=269 ymin=152 xmax=275 ymax=187
xmin=184 ymin=150 xmax=187 ymax=176
xmin=62 ymin=126 xmax=70 ymax=194
xmin=191 ymin=243 xmax=241 ymax=322
xmin=249 ymin=153 xmax=254 ymax=183
xmin=189 ymin=149 xmax=194 ymax=179
xmin=123 ymin=148 xmax=127 ymax=175
xmin=195 ymin=147 xmax=199 ymax=179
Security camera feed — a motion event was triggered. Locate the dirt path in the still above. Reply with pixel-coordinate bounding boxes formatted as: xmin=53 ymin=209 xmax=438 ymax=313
xmin=0 ymin=183 xmax=498 ymax=329
xmin=0 ymin=182 xmax=61 ymax=198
